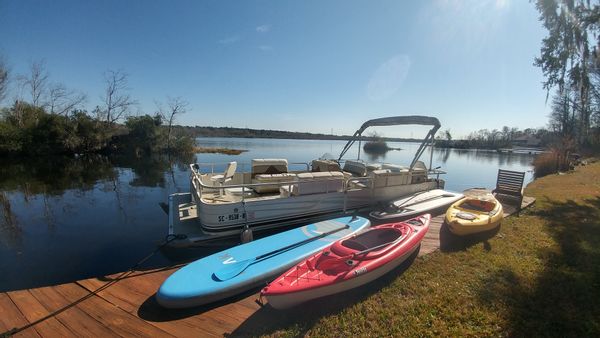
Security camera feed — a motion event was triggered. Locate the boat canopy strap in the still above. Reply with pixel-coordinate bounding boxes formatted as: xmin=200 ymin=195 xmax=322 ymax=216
xmin=337 ymin=115 xmax=441 ymax=169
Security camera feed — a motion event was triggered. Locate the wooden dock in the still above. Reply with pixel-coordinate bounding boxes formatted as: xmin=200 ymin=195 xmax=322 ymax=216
xmin=0 ymin=196 xmax=535 ymax=337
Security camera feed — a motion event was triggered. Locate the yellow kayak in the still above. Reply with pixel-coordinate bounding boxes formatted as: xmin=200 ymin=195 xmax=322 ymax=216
xmin=445 ymin=196 xmax=503 ymax=236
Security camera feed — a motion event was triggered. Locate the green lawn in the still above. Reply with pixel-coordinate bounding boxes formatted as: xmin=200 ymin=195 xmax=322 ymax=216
xmin=232 ymin=161 xmax=600 ymax=337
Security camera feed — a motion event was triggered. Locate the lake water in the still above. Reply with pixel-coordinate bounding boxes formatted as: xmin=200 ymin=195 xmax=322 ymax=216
xmin=0 ymin=137 xmax=535 ymax=292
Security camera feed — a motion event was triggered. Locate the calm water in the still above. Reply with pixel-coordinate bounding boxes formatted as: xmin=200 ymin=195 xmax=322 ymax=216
xmin=0 ymin=137 xmax=535 ymax=292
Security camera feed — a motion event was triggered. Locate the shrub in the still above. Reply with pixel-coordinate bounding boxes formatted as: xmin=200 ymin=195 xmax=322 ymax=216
xmin=533 ymin=137 xmax=575 ymax=178
xmin=170 ymin=135 xmax=195 ymax=154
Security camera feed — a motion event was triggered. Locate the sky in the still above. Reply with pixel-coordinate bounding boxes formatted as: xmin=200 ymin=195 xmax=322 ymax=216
xmin=0 ymin=0 xmax=551 ymax=138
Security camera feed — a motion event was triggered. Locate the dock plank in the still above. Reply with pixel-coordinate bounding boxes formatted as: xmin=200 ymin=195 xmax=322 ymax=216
xmin=77 ymin=274 xmax=237 ymax=337
xmin=52 ymin=283 xmax=174 ymax=338
xmin=7 ymin=290 xmax=75 ymax=337
xmin=28 ymin=286 xmax=117 ymax=337
xmin=0 ymin=293 xmax=42 ymax=338
xmin=0 ymin=195 xmax=535 ymax=337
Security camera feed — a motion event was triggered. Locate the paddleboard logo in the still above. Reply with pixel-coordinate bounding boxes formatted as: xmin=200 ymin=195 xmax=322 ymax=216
xmin=220 ymin=253 xmax=237 ymax=264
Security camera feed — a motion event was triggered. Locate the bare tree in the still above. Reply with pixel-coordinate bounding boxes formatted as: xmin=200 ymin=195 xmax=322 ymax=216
xmin=20 ymin=60 xmax=49 ymax=108
xmin=156 ymin=96 xmax=189 ymax=152
xmin=101 ymin=70 xmax=136 ymax=124
xmin=0 ymin=56 xmax=8 ymax=104
xmin=48 ymin=83 xmax=87 ymax=115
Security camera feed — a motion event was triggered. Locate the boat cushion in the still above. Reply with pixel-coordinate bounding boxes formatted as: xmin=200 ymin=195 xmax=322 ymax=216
xmin=281 ymin=171 xmax=345 ymax=196
xmin=252 ymin=173 xmax=297 ymax=193
xmin=371 ymin=169 xmax=411 ymax=187
xmin=251 ymin=159 xmax=288 ymax=178
xmin=366 ymin=163 xmax=382 ymax=171
xmin=224 ymin=187 xmax=254 ymax=197
xmin=410 ymin=161 xmax=428 ymax=184
xmin=311 ymin=159 xmax=341 ymax=172
xmin=382 ymin=163 xmax=409 ymax=172
xmin=343 ymin=160 xmax=367 ymax=177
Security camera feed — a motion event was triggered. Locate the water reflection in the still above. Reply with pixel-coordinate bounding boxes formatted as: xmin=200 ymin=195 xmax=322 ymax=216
xmin=0 ymin=138 xmax=536 ymax=292
xmin=0 ymin=152 xmax=195 ymax=291
xmin=435 ymin=148 xmax=534 ymax=167
xmin=0 ymin=155 xmax=117 ymax=195
xmin=0 ymin=192 xmax=21 ymax=249
xmin=364 ymin=151 xmax=387 ymax=162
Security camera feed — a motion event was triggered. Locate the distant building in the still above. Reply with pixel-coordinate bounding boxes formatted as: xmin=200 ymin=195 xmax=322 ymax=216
xmin=511 ymin=135 xmax=541 ymax=147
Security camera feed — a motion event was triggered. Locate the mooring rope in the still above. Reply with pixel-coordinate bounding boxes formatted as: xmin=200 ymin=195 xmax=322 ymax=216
xmin=0 ymin=233 xmax=188 ymax=338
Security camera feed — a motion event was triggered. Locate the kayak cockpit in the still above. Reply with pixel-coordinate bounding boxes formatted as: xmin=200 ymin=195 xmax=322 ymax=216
xmin=330 ymin=228 xmax=404 ymax=256
xmin=458 ymin=198 xmax=497 ymax=212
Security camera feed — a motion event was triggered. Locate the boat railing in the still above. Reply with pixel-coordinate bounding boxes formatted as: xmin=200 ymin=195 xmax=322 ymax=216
xmin=190 ymin=171 xmax=374 ymax=203
xmin=190 ymin=161 xmax=311 ymax=174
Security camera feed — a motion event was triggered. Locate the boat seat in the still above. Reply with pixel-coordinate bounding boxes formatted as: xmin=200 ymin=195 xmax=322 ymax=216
xmin=210 ymin=161 xmax=237 ymax=196
xmin=311 ymin=159 xmax=342 ymax=172
xmin=251 ymin=159 xmax=289 ymax=178
xmin=343 ymin=160 xmax=367 ymax=177
xmin=225 ymin=187 xmax=254 ymax=197
xmin=371 ymin=169 xmax=411 ymax=187
xmin=382 ymin=163 xmax=409 ymax=172
xmin=366 ymin=163 xmax=382 ymax=171
xmin=410 ymin=161 xmax=428 ymax=184
xmin=279 ymin=171 xmax=344 ymax=196
xmin=462 ymin=199 xmax=495 ymax=212
xmin=341 ymin=239 xmax=368 ymax=251
xmin=330 ymin=240 xmax=360 ymax=256
xmin=346 ymin=228 xmax=402 ymax=249
xmin=250 ymin=159 xmax=292 ymax=193
xmin=253 ymin=173 xmax=297 ymax=194
xmin=331 ymin=228 xmax=402 ymax=256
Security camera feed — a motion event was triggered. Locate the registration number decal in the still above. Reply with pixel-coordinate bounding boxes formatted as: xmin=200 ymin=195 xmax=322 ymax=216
xmin=218 ymin=213 xmax=246 ymax=222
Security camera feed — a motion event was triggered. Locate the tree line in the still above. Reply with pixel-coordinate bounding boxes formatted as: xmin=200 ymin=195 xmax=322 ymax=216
xmin=0 ymin=59 xmax=193 ymax=156
xmin=535 ymin=0 xmax=600 ymax=151
xmin=435 ymin=127 xmax=550 ymax=150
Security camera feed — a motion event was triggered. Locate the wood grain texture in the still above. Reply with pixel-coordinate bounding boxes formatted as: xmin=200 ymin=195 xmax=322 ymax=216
xmin=0 ymin=196 xmax=535 ymax=337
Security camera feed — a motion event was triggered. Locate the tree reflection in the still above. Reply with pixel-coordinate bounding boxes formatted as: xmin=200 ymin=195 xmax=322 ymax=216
xmin=0 ymin=152 xmax=195 ymax=195
xmin=0 ymin=192 xmax=21 ymax=249
xmin=434 ymin=148 xmax=535 ymax=167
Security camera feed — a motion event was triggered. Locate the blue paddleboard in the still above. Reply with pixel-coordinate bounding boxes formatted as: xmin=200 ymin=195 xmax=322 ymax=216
xmin=156 ymin=216 xmax=370 ymax=308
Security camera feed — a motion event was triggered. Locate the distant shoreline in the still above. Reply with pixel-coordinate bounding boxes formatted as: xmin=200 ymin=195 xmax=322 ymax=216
xmin=179 ymin=125 xmax=426 ymax=143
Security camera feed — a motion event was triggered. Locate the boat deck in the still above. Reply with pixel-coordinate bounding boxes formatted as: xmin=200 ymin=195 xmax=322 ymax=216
xmin=0 ymin=195 xmax=535 ymax=337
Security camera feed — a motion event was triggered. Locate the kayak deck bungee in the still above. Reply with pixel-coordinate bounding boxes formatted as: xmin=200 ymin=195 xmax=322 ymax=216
xmin=445 ymin=196 xmax=503 ymax=236
xmin=261 ymin=214 xmax=430 ymax=309
xmin=156 ymin=216 xmax=370 ymax=309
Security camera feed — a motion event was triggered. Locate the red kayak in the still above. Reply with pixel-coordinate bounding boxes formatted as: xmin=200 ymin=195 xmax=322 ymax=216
xmin=261 ymin=214 xmax=430 ymax=309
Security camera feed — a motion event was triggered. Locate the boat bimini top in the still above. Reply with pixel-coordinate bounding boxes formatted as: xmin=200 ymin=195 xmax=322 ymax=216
xmin=337 ymin=115 xmax=441 ymax=170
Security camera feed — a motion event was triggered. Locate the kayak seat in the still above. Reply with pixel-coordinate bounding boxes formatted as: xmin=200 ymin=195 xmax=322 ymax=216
xmin=342 ymin=228 xmax=402 ymax=251
xmin=461 ymin=199 xmax=495 ymax=212
xmin=341 ymin=239 xmax=368 ymax=251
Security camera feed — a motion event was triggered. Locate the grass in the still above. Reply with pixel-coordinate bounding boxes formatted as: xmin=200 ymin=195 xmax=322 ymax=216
xmin=232 ymin=161 xmax=600 ymax=337
xmin=193 ymin=147 xmax=247 ymax=155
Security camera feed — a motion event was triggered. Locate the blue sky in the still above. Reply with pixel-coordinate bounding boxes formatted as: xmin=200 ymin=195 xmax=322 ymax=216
xmin=0 ymin=0 xmax=550 ymax=138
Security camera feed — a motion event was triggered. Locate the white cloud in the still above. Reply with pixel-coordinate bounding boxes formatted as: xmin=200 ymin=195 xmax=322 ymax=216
xmin=218 ymin=35 xmax=240 ymax=45
xmin=258 ymin=45 xmax=273 ymax=51
xmin=366 ymin=55 xmax=411 ymax=101
xmin=256 ymin=24 xmax=271 ymax=33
